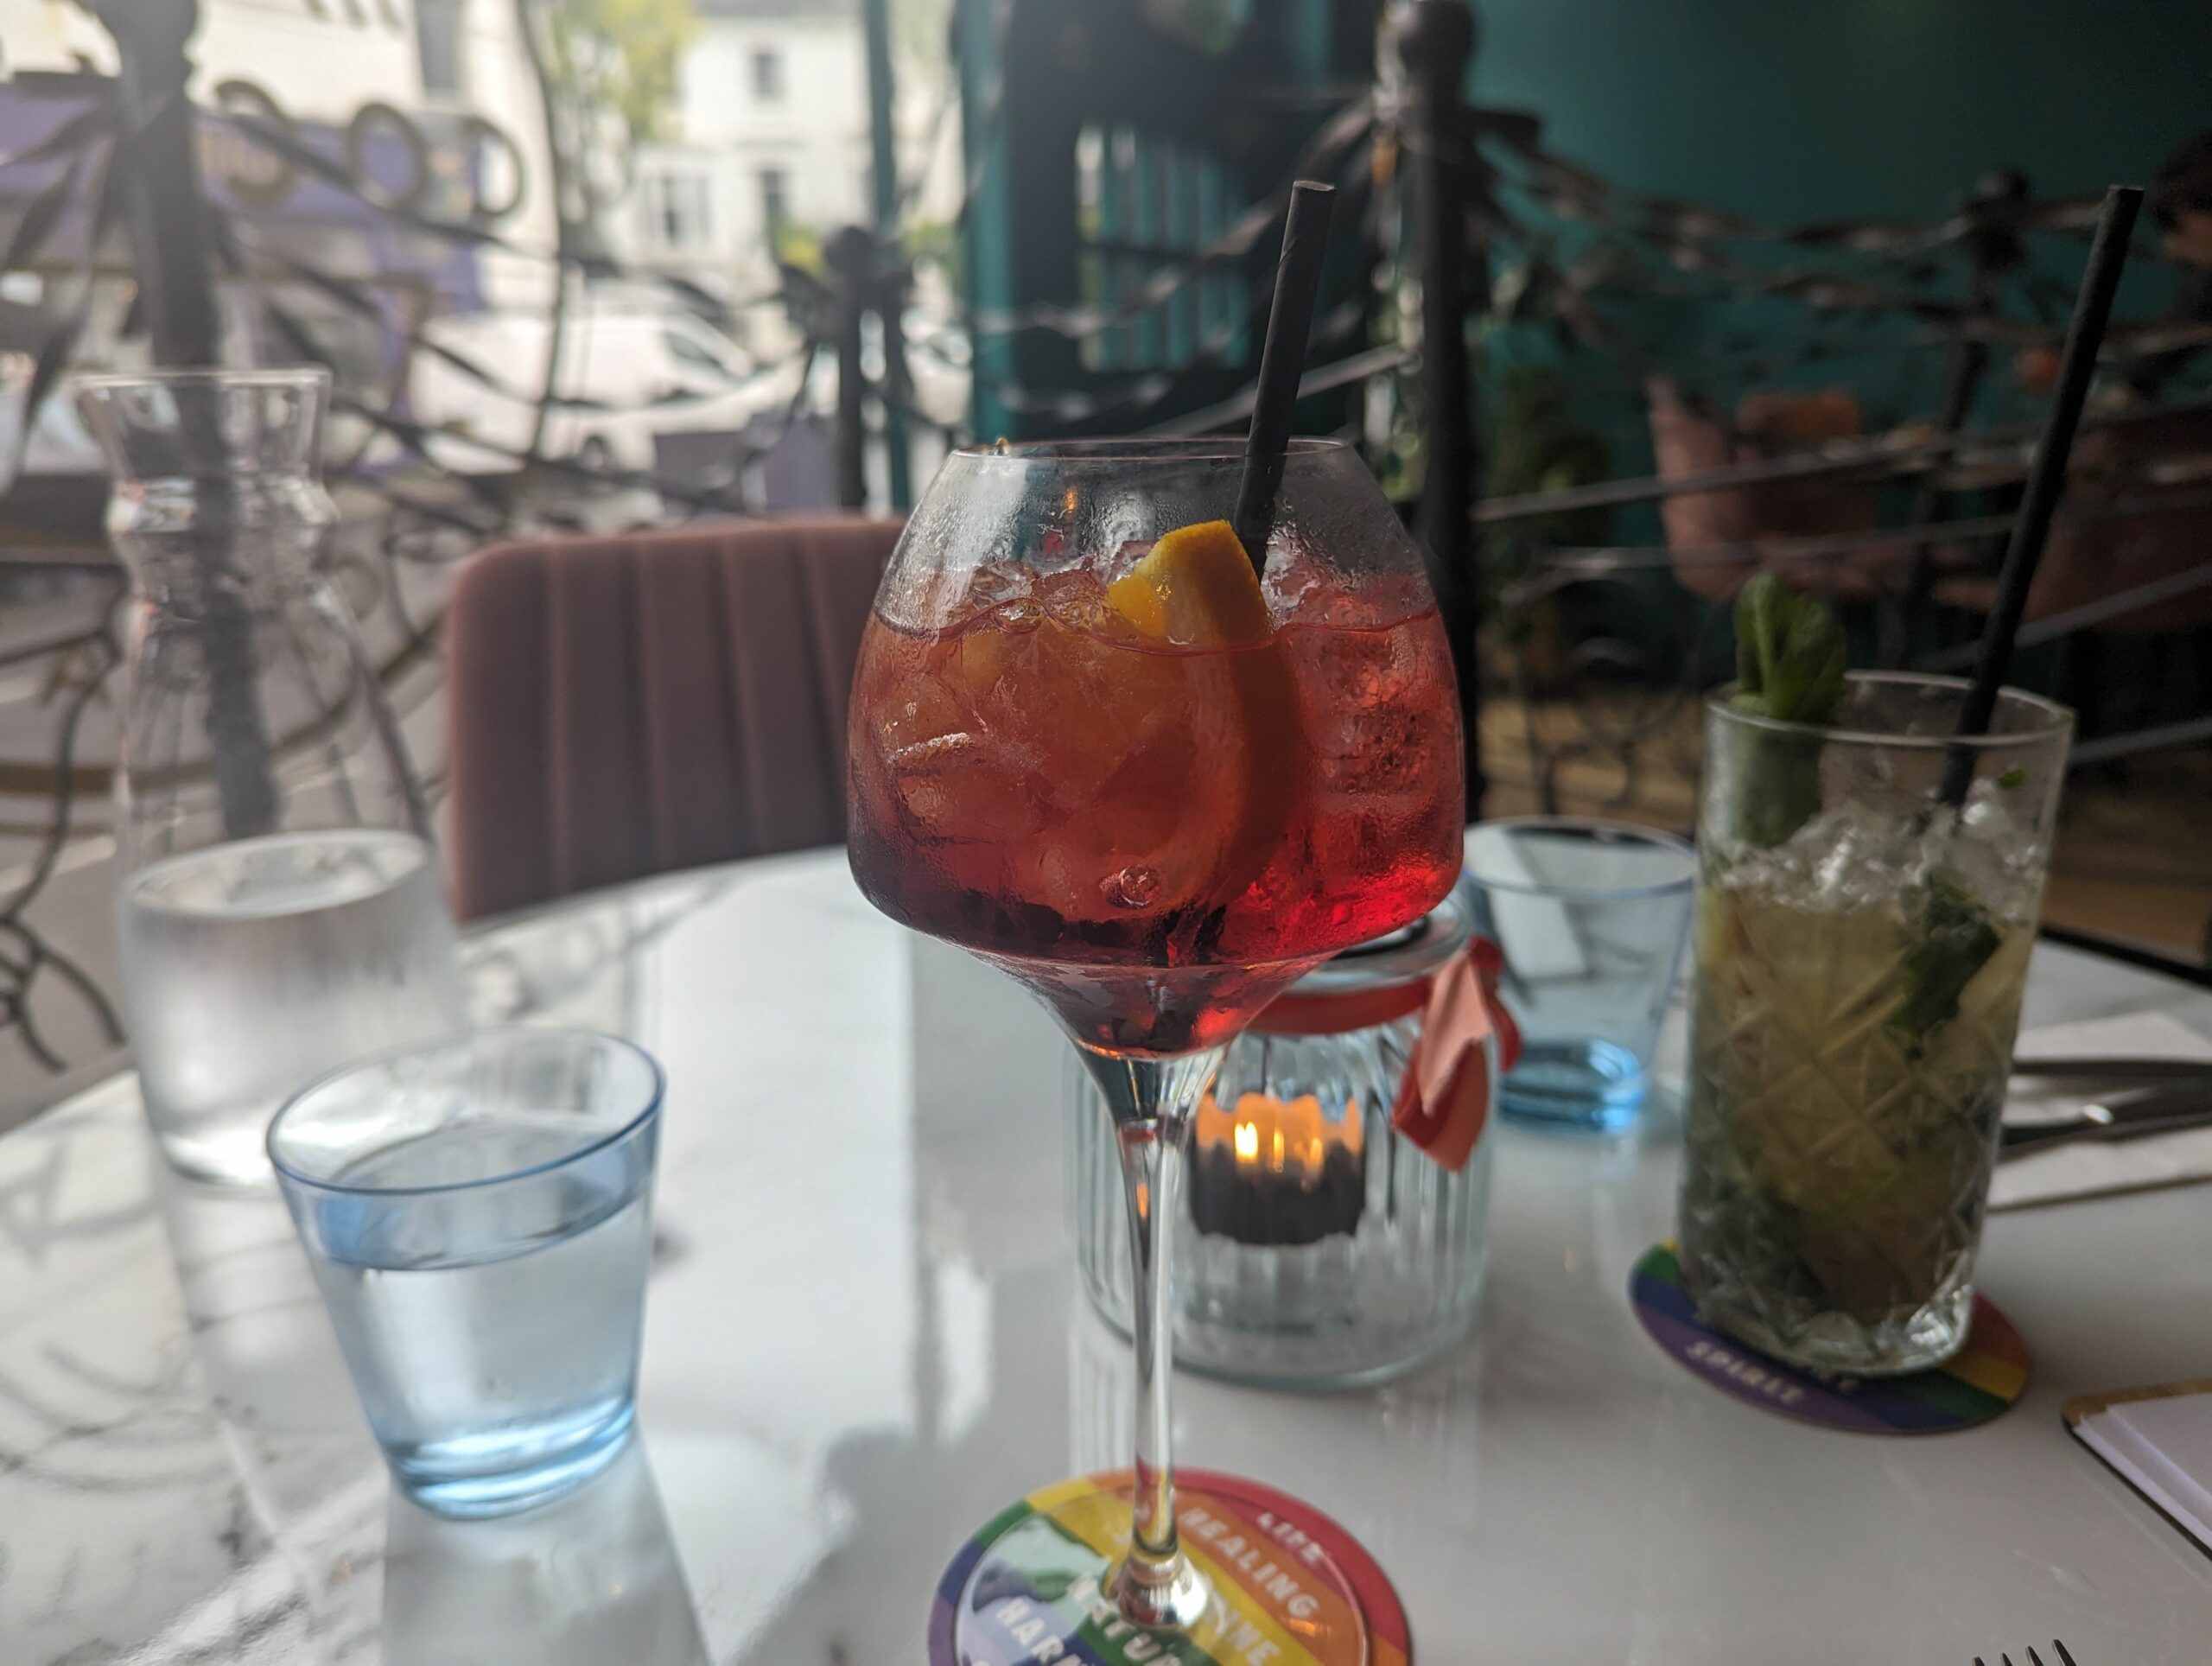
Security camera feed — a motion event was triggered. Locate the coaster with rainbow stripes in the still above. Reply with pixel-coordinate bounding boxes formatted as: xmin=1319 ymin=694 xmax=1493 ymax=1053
xmin=929 ymin=1468 xmax=1410 ymax=1665
xmin=1631 ymin=1242 xmax=2030 ymax=1434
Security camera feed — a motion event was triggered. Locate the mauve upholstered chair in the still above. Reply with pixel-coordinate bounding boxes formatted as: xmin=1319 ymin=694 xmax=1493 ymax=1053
xmin=443 ymin=516 xmax=901 ymax=920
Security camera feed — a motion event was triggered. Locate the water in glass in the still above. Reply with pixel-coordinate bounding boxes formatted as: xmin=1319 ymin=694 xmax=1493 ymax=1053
xmin=79 ymin=368 xmax=461 ymax=1183
xmin=119 ymin=830 xmax=464 ymax=1182
xmin=300 ymin=1118 xmax=653 ymax=1515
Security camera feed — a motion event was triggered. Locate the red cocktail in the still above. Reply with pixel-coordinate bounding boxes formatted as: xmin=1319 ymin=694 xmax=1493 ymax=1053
xmin=850 ymin=532 xmax=1461 ymax=1051
xmin=847 ymin=439 xmax=1462 ymax=1649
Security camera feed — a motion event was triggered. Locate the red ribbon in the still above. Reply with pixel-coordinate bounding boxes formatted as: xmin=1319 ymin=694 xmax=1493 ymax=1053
xmin=1249 ymin=938 xmax=1520 ymax=1175
xmin=1249 ymin=980 xmax=1430 ymax=1036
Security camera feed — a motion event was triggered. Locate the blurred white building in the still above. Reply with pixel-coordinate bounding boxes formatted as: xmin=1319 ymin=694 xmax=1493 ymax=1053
xmin=0 ymin=0 xmax=556 ymax=309
xmin=0 ymin=0 xmax=425 ymax=110
xmin=613 ymin=0 xmax=962 ymax=351
xmin=0 ymin=1 xmax=963 ymax=442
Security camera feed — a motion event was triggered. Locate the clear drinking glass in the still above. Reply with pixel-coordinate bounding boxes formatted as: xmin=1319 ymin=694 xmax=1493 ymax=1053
xmin=1678 ymin=673 xmax=2070 ymax=1373
xmin=847 ymin=439 xmax=1463 ymax=1652
xmin=79 ymin=366 xmax=465 ymax=1184
xmin=269 ymin=1027 xmax=665 ymax=1517
xmin=1463 ymin=817 xmax=1695 ymax=1131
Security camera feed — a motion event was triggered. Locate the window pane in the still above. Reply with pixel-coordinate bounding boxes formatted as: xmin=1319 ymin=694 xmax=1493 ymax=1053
xmin=662 ymin=329 xmax=728 ymax=375
xmin=416 ymin=0 xmax=466 ymax=95
xmin=644 ymin=173 xmax=712 ymax=251
xmin=751 ymin=48 xmax=784 ymax=100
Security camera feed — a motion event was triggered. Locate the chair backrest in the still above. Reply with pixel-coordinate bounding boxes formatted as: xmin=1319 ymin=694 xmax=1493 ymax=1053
xmin=1647 ymin=378 xmax=1752 ymax=601
xmin=443 ymin=515 xmax=901 ymax=920
xmin=1645 ymin=378 xmax=1883 ymax=602
xmin=2037 ymin=407 xmax=2212 ymax=633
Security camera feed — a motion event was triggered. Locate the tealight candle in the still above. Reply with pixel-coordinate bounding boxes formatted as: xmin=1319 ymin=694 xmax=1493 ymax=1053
xmin=1190 ymin=1089 xmax=1366 ymax=1245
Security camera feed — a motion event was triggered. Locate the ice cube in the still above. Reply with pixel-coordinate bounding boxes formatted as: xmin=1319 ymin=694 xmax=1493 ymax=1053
xmin=886 ymin=729 xmax=1043 ymax=844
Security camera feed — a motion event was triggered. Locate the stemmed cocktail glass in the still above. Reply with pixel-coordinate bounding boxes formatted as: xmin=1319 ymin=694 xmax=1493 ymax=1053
xmin=848 ymin=438 xmax=1462 ymax=1656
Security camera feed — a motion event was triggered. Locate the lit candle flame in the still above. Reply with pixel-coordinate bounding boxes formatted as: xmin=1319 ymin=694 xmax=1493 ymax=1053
xmin=1191 ymin=1091 xmax=1367 ymax=1243
xmin=1199 ymin=1091 xmax=1363 ymax=1177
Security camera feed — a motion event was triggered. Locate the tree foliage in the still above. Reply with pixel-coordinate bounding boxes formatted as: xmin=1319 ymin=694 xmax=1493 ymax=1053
xmin=545 ymin=0 xmax=697 ymax=144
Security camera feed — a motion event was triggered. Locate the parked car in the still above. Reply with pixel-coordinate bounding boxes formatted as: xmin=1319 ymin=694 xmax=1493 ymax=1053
xmin=410 ymin=302 xmax=800 ymax=477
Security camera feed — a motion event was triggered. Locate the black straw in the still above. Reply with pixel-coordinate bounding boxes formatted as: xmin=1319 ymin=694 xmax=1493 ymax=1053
xmin=1232 ymin=180 xmax=1337 ymax=575
xmin=1939 ymin=183 xmax=2142 ymax=808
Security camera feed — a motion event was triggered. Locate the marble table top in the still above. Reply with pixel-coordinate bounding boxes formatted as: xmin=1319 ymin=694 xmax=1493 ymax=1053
xmin=4 ymin=849 xmax=2211 ymax=1664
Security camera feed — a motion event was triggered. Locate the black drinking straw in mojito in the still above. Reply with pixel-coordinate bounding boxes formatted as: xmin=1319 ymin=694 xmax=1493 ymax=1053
xmin=1939 ymin=183 xmax=2142 ymax=808
xmin=1902 ymin=187 xmax=2139 ymax=1056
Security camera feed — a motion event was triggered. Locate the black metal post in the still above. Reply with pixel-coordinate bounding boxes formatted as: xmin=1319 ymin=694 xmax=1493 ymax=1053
xmin=1395 ymin=0 xmax=1485 ymax=819
xmin=871 ymin=239 xmax=916 ymax=509
xmin=94 ymin=0 xmax=279 ymax=840
xmin=826 ymin=225 xmax=873 ymax=511
xmin=1895 ymin=169 xmax=2028 ymax=665
xmin=96 ymin=0 xmax=220 ymax=364
xmin=863 ymin=0 xmax=913 ymax=508
xmin=514 ymin=0 xmax=578 ymax=477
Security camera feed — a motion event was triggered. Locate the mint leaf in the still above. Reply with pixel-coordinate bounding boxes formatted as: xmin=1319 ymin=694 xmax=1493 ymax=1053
xmin=1890 ymin=872 xmax=2001 ymax=1055
xmin=1729 ymin=574 xmax=1848 ymax=848
xmin=1733 ymin=572 xmax=1847 ymax=725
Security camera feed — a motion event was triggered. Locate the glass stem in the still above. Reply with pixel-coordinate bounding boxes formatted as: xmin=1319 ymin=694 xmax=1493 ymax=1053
xmin=1080 ymin=1042 xmax=1222 ymax=1632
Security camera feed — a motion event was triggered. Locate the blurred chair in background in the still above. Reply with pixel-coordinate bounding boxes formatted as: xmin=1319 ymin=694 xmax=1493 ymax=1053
xmin=443 ymin=517 xmax=900 ymax=920
xmin=1645 ymin=378 xmax=1897 ymax=605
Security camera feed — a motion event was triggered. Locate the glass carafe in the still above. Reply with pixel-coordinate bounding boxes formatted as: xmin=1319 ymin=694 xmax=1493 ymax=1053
xmin=78 ymin=367 xmax=467 ymax=1184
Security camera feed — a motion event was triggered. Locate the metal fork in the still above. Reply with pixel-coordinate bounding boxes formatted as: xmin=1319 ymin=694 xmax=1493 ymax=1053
xmin=1974 ymin=1645 xmax=2078 ymax=1666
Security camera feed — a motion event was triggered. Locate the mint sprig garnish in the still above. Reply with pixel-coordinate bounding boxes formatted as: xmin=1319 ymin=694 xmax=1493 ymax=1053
xmin=1729 ymin=573 xmax=1847 ymax=849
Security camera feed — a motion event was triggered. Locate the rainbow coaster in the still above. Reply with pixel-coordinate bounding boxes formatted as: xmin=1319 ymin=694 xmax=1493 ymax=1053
xmin=930 ymin=1468 xmax=1410 ymax=1666
xmin=1630 ymin=1242 xmax=2030 ymax=1434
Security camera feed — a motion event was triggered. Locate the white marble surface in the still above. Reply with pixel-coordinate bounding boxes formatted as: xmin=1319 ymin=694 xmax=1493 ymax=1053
xmin=3 ymin=849 xmax=2212 ymax=1664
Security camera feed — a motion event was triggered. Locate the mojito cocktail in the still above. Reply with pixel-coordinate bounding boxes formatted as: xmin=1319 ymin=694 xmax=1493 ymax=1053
xmin=1679 ymin=669 xmax=2069 ymax=1375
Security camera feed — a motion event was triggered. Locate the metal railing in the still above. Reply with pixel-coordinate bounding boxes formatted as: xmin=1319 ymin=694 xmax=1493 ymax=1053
xmin=2 ymin=0 xmax=2209 ymax=1107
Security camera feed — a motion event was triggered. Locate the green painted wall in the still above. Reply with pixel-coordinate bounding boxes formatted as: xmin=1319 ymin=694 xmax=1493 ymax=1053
xmin=1471 ymin=0 xmax=2211 ymax=417
xmin=1473 ymin=2 xmax=2209 ymax=229
xmin=1464 ymin=0 xmax=2212 ymax=702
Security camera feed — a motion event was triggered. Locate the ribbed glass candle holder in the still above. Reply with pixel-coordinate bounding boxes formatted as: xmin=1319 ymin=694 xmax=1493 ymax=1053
xmin=1067 ymin=886 xmax=1495 ymax=1389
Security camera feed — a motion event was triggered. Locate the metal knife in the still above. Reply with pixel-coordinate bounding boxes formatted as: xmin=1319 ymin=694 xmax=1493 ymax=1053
xmin=2000 ymin=1081 xmax=2212 ymax=1158
xmin=2011 ymin=1055 xmax=2212 ymax=1084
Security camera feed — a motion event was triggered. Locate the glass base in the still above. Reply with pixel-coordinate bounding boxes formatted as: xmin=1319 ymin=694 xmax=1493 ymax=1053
xmin=1685 ymin=1273 xmax=1977 ymax=1377
xmin=1499 ymin=1038 xmax=1648 ymax=1132
xmin=931 ymin=1468 xmax=1409 ymax=1665
xmin=386 ymin=1400 xmax=637 ymax=1518
xmin=1633 ymin=1243 xmax=2029 ymax=1430
xmin=154 ymin=1119 xmax=277 ymax=1186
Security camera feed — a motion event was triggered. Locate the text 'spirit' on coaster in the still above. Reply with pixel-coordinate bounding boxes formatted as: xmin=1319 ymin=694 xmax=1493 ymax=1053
xmin=930 ymin=1468 xmax=1409 ymax=1666
xmin=1630 ymin=1242 xmax=2029 ymax=1435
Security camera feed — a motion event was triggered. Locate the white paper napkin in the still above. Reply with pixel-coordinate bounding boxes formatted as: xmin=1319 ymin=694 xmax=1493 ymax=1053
xmin=2073 ymin=1389 xmax=2212 ymax=1556
xmin=1987 ymin=1011 xmax=2212 ymax=1211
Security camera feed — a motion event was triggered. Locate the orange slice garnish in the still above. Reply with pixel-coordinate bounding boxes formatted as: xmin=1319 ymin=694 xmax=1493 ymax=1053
xmin=1105 ymin=520 xmax=1274 ymax=645
xmin=1103 ymin=519 xmax=1309 ymax=953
